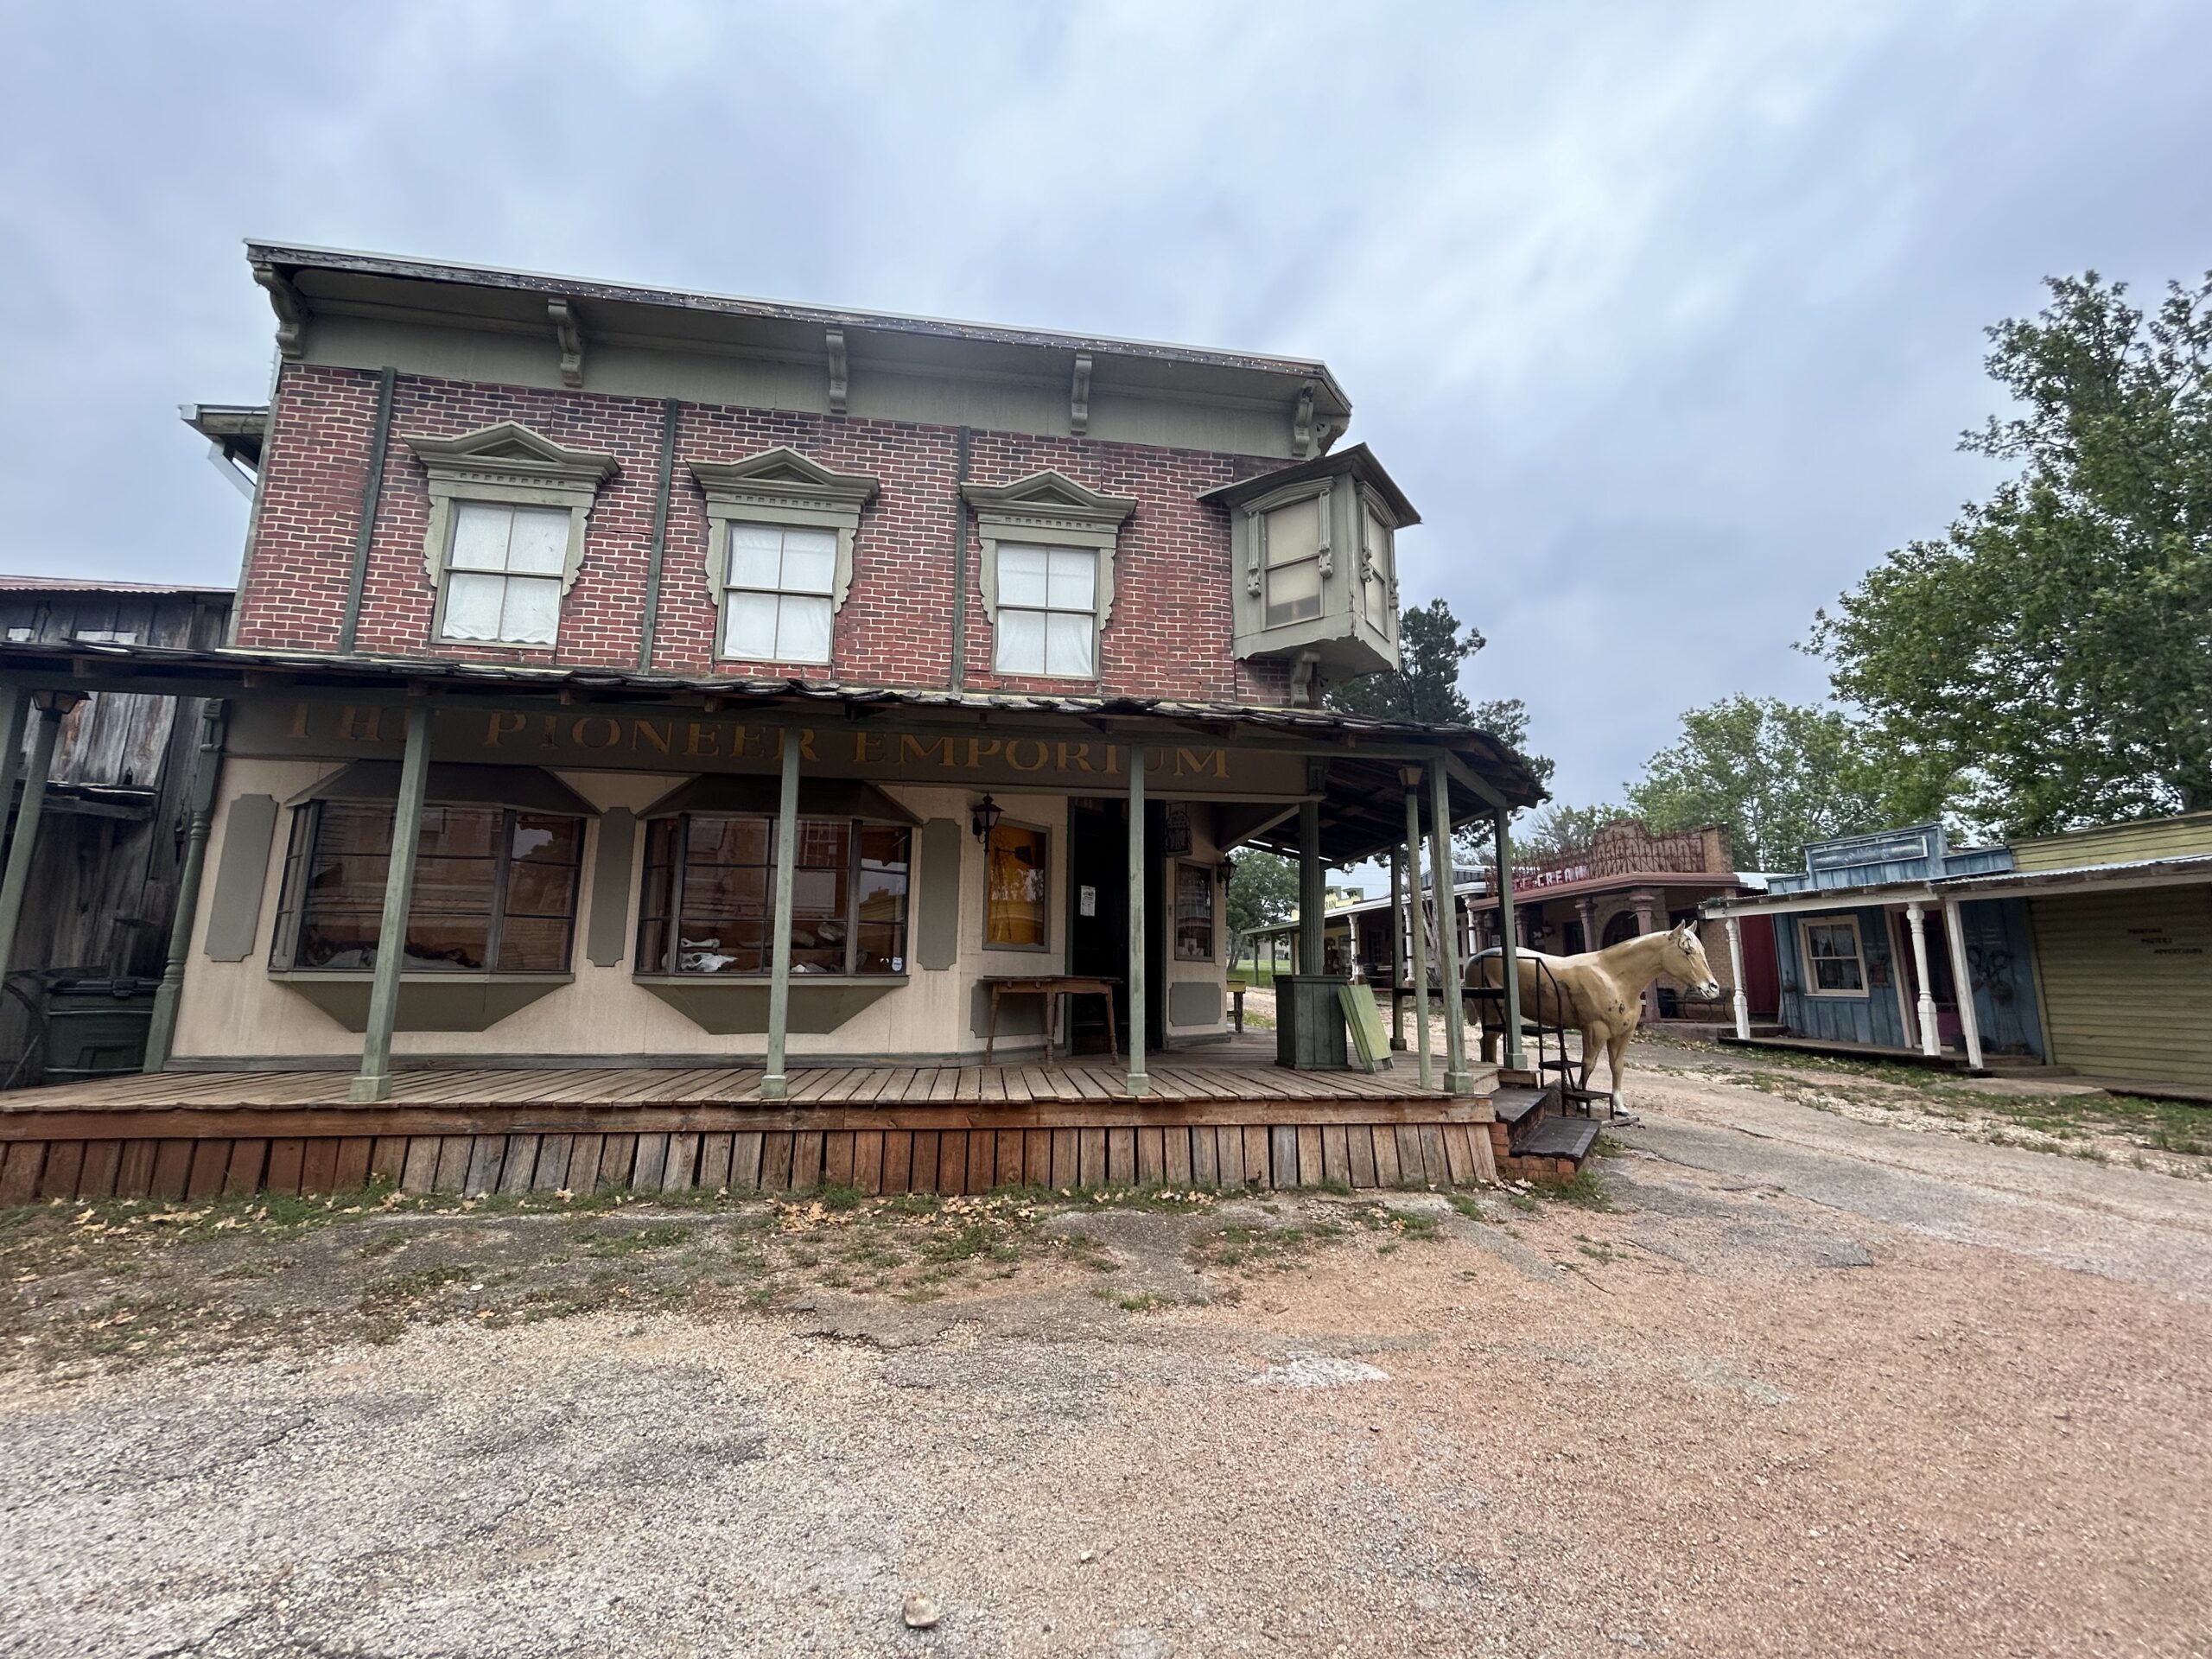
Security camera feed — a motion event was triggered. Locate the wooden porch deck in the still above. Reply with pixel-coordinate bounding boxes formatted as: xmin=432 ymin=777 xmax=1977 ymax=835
xmin=0 ymin=1036 xmax=1500 ymax=1204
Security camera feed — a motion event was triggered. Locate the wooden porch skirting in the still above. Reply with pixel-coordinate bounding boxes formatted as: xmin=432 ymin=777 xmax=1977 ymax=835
xmin=0 ymin=1057 xmax=1500 ymax=1204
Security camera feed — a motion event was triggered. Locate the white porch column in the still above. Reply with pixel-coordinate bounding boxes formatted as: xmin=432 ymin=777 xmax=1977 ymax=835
xmin=1904 ymin=901 xmax=1940 ymax=1058
xmin=1941 ymin=898 xmax=1985 ymax=1071
xmin=1726 ymin=913 xmax=1750 ymax=1039
xmin=760 ymin=728 xmax=802 ymax=1100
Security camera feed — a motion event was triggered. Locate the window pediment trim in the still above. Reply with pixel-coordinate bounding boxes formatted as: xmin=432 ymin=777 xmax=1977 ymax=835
xmin=403 ymin=422 xmax=618 ymax=607
xmin=688 ymin=448 xmax=880 ymax=646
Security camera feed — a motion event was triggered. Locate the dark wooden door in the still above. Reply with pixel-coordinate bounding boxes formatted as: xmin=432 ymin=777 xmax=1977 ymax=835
xmin=1066 ymin=802 xmax=1126 ymax=1052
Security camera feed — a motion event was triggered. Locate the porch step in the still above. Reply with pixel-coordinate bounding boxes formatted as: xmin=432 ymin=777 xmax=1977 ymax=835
xmin=1491 ymin=1084 xmax=1550 ymax=1132
xmin=1519 ymin=1116 xmax=1600 ymax=1164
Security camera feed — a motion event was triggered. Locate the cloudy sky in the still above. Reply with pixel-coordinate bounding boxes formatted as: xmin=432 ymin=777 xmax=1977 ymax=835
xmin=3 ymin=0 xmax=2207 ymax=810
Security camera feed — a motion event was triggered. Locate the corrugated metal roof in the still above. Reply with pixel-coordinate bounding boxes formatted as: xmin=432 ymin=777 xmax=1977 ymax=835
xmin=0 ymin=637 xmax=1549 ymax=813
xmin=0 ymin=575 xmax=234 ymax=596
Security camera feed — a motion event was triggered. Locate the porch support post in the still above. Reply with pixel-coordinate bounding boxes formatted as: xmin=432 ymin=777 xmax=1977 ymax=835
xmin=1297 ymin=793 xmax=1323 ymax=976
xmin=1427 ymin=759 xmax=1471 ymax=1096
xmin=1633 ymin=890 xmax=1659 ymax=1021
xmin=1387 ymin=849 xmax=1407 ymax=1050
xmin=0 ymin=694 xmax=67 ymax=990
xmin=760 ymin=728 xmax=802 ymax=1101
xmin=0 ymin=683 xmax=29 ymax=862
xmin=1576 ymin=897 xmax=1597 ymax=957
xmin=1904 ymin=901 xmax=1940 ymax=1058
xmin=1126 ymin=742 xmax=1149 ymax=1096
xmin=1725 ymin=913 xmax=1751 ymax=1040
xmin=1400 ymin=770 xmax=1432 ymax=1092
xmin=348 ymin=702 xmax=430 ymax=1103
xmin=143 ymin=699 xmax=227 ymax=1074
xmin=1941 ymin=897 xmax=1985 ymax=1071
xmin=1492 ymin=805 xmax=1526 ymax=1072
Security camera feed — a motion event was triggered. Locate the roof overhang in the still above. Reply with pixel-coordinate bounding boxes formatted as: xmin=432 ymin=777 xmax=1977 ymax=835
xmin=180 ymin=403 xmax=270 ymax=470
xmin=1196 ymin=442 xmax=1419 ymax=525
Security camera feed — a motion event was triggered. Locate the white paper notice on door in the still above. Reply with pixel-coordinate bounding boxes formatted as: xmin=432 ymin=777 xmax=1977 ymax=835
xmin=1079 ymin=885 xmax=1097 ymax=918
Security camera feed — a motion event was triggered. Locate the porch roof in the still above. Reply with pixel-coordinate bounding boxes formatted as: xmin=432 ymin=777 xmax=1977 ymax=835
xmin=1700 ymin=851 xmax=2212 ymax=918
xmin=0 ymin=639 xmax=1548 ymax=863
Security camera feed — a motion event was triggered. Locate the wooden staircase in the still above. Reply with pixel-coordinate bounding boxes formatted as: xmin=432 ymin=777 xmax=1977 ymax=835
xmin=1484 ymin=1080 xmax=1601 ymax=1183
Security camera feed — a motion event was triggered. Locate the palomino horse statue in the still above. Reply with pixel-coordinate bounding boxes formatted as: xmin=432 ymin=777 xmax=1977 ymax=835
xmin=1465 ymin=922 xmax=1722 ymax=1114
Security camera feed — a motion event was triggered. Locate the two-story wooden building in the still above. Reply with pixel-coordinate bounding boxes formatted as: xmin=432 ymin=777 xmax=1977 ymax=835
xmin=0 ymin=245 xmax=1566 ymax=1204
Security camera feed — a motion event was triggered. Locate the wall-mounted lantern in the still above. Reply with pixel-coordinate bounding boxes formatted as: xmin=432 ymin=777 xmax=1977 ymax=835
xmin=970 ymin=794 xmax=1003 ymax=843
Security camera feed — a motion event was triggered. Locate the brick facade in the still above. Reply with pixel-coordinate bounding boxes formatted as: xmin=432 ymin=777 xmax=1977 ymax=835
xmin=238 ymin=363 xmax=1294 ymax=702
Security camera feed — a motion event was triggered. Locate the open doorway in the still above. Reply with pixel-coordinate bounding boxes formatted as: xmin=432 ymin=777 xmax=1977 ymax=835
xmin=1066 ymin=800 xmax=1128 ymax=1053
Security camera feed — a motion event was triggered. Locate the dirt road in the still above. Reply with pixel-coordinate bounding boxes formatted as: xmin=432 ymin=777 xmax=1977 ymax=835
xmin=3 ymin=1057 xmax=2207 ymax=1657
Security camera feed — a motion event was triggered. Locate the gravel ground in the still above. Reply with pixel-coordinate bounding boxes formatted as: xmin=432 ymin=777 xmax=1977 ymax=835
xmin=3 ymin=1062 xmax=2209 ymax=1658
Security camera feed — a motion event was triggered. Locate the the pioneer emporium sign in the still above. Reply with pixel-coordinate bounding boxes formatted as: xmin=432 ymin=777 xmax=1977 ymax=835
xmin=227 ymin=699 xmax=1311 ymax=800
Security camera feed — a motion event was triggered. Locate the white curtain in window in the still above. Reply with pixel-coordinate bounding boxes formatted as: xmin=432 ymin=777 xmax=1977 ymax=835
xmin=445 ymin=501 xmax=566 ymax=645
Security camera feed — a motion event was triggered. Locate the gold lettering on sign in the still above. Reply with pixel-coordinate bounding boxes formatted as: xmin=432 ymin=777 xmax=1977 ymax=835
xmin=632 ymin=719 xmax=672 ymax=755
xmin=289 ymin=702 xmax=311 ymax=741
xmin=686 ymin=721 xmax=721 ymax=758
xmin=1007 ymin=739 xmax=1048 ymax=772
xmin=484 ymin=711 xmax=526 ymax=748
xmin=853 ymin=731 xmax=887 ymax=766
xmin=538 ymin=715 xmax=563 ymax=748
xmin=1173 ymin=747 xmax=1229 ymax=779
xmin=338 ymin=705 xmax=383 ymax=743
xmin=966 ymin=738 xmax=1001 ymax=769
xmin=1056 ymin=742 xmax=1096 ymax=773
xmin=573 ymin=716 xmax=620 ymax=750
xmin=900 ymin=734 xmax=954 ymax=767
xmin=1103 ymin=746 xmax=1122 ymax=775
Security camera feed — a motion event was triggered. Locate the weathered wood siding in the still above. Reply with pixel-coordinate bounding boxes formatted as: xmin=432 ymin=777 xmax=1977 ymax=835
xmin=2030 ymin=886 xmax=2212 ymax=1084
xmin=1958 ymin=898 xmax=2044 ymax=1059
xmin=0 ymin=588 xmax=232 ymax=1082
xmin=1773 ymin=904 xmax=1905 ymax=1047
xmin=2011 ymin=812 xmax=2212 ymax=872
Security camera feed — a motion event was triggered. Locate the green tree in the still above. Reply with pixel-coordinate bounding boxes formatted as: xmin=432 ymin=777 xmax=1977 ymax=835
xmin=1810 ymin=271 xmax=2212 ymax=836
xmin=1328 ymin=596 xmax=1556 ymax=788
xmin=1624 ymin=696 xmax=1948 ymax=871
xmin=1225 ymin=849 xmax=1298 ymax=950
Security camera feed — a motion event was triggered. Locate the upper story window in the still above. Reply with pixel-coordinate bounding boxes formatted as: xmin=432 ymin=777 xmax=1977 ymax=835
xmin=444 ymin=502 xmax=569 ymax=644
xmin=1261 ymin=493 xmax=1325 ymax=626
xmin=963 ymin=470 xmax=1137 ymax=684
xmin=689 ymin=448 xmax=880 ymax=669
xmin=403 ymin=423 xmax=617 ymax=651
xmin=723 ymin=523 xmax=838 ymax=664
xmin=638 ymin=811 xmax=910 ymax=976
xmin=272 ymin=799 xmax=584 ymax=973
xmin=993 ymin=544 xmax=1097 ymax=677
xmin=1200 ymin=446 xmax=1419 ymax=700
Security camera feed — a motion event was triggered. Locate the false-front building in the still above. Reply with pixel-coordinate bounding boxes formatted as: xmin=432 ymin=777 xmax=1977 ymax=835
xmin=0 ymin=245 xmax=1564 ymax=1203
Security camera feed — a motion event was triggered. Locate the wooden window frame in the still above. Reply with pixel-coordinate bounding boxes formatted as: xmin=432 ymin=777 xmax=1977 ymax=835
xmin=636 ymin=811 xmax=911 ymax=978
xmin=982 ymin=817 xmax=1052 ymax=954
xmin=1173 ymin=859 xmax=1217 ymax=962
xmin=270 ymin=799 xmax=584 ymax=975
xmin=1797 ymin=914 xmax=1869 ymax=999
xmin=688 ymin=449 xmax=879 ymax=670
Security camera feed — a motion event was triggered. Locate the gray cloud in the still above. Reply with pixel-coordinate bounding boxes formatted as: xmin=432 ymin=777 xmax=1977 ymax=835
xmin=3 ymin=0 xmax=2206 ymax=809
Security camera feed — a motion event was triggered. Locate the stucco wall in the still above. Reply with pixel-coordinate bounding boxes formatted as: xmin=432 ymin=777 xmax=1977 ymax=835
xmin=170 ymin=759 xmax=1226 ymax=1065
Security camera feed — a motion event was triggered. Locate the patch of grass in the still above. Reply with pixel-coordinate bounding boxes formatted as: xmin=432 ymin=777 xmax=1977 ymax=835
xmin=1106 ymin=1290 xmax=1174 ymax=1313
xmin=576 ymin=1223 xmax=692 ymax=1257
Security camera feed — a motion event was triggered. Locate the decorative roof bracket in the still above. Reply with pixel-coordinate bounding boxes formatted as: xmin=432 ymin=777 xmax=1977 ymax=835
xmin=251 ymin=261 xmax=308 ymax=361
xmin=550 ymin=296 xmax=585 ymax=389
xmin=826 ymin=327 xmax=849 ymax=415
xmin=1071 ymin=353 xmax=1092 ymax=435
xmin=1293 ymin=384 xmax=1316 ymax=458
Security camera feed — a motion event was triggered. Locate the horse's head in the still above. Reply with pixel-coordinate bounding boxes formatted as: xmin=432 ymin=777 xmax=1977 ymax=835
xmin=1664 ymin=921 xmax=1723 ymax=1001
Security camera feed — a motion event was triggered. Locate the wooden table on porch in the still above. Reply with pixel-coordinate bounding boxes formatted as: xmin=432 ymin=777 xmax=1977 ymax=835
xmin=979 ymin=975 xmax=1120 ymax=1063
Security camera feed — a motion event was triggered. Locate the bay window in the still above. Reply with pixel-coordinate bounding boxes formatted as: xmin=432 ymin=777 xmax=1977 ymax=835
xmin=638 ymin=813 xmax=911 ymax=976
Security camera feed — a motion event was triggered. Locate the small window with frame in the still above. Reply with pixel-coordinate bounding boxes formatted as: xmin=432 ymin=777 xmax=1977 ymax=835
xmin=1173 ymin=861 xmax=1215 ymax=961
xmin=1799 ymin=917 xmax=1866 ymax=996
xmin=1262 ymin=493 xmax=1326 ymax=626
xmin=440 ymin=501 xmax=570 ymax=645
xmin=984 ymin=820 xmax=1050 ymax=950
xmin=721 ymin=522 xmax=838 ymax=664
xmin=993 ymin=544 xmax=1097 ymax=678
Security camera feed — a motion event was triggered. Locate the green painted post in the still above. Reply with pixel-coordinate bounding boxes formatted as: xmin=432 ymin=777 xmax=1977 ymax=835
xmin=1297 ymin=797 xmax=1323 ymax=973
xmin=1401 ymin=768 xmax=1433 ymax=1093
xmin=143 ymin=700 xmax=227 ymax=1073
xmin=1493 ymin=806 xmax=1526 ymax=1071
xmin=337 ymin=367 xmax=396 ymax=656
xmin=0 ymin=684 xmax=28 ymax=863
xmin=1126 ymin=742 xmax=1148 ymax=1096
xmin=348 ymin=704 xmax=431 ymax=1103
xmin=1427 ymin=759 xmax=1471 ymax=1096
xmin=760 ymin=730 xmax=802 ymax=1100
xmin=0 ymin=697 xmax=65 ymax=990
xmin=1387 ymin=848 xmax=1407 ymax=1051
